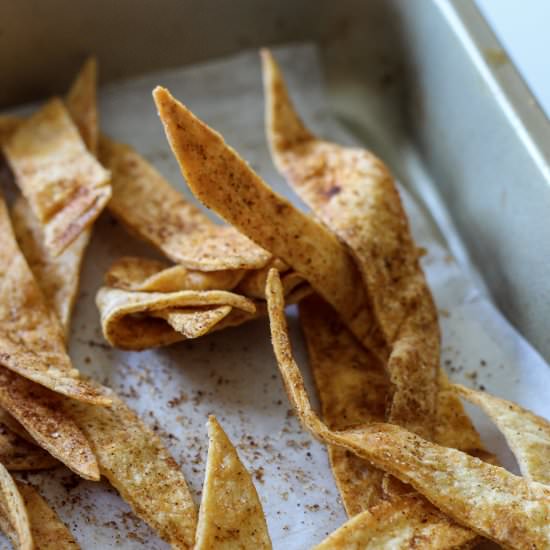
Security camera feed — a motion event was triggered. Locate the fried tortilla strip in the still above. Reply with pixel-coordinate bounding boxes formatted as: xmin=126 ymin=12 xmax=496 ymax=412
xmin=17 ymin=483 xmax=78 ymax=549
xmin=96 ymin=286 xmax=256 ymax=349
xmin=0 ymin=368 xmax=99 ymax=480
xmin=266 ymin=269 xmax=550 ymax=549
xmin=262 ymin=50 xmax=438 ymax=440
xmin=3 ymin=99 xmax=111 ymax=256
xmin=0 ymin=116 xmax=23 ymax=147
xmin=105 ymin=256 xmax=244 ymax=293
xmin=454 ymin=384 xmax=550 ymax=484
xmin=99 ymin=136 xmax=270 ymax=271
xmin=0 ymin=463 xmax=32 ymax=550
xmin=66 ymin=387 xmax=197 ymax=550
xmin=0 ymin=421 xmax=59 ymax=471
xmin=314 ymin=496 xmax=476 ymax=550
xmin=0 ymin=196 xmax=108 ymax=404
xmin=153 ymin=87 xmax=380 ymax=356
xmin=195 ymin=416 xmax=272 ymax=550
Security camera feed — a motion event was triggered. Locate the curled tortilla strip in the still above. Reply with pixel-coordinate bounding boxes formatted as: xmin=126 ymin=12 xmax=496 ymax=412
xmin=454 ymin=384 xmax=550 ymax=484
xmin=2 ymin=98 xmax=111 ymax=256
xmin=0 ymin=421 xmax=59 ymax=472
xmin=96 ymin=286 xmax=256 ymax=350
xmin=262 ymin=50 xmax=438 ymax=441
xmin=105 ymin=256 xmax=244 ymax=292
xmin=0 ymin=368 xmax=99 ymax=480
xmin=17 ymin=483 xmax=79 ymax=549
xmin=99 ymin=136 xmax=270 ymax=271
xmin=266 ymin=269 xmax=550 ymax=549
xmin=0 ymin=116 xmax=23 ymax=147
xmin=11 ymin=198 xmax=90 ymax=340
xmin=0 ymin=196 xmax=108 ymax=404
xmin=195 ymin=416 xmax=272 ymax=550
xmin=153 ymin=86 xmax=380 ymax=355
xmin=0 ymin=463 xmax=32 ymax=550
xmin=66 ymin=386 xmax=197 ymax=550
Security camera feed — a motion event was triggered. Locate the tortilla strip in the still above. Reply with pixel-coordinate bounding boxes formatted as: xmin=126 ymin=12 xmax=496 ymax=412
xmin=96 ymin=286 xmax=256 ymax=349
xmin=105 ymin=256 xmax=244 ymax=293
xmin=153 ymin=86 xmax=380 ymax=357
xmin=0 ymin=463 xmax=32 ymax=550
xmin=454 ymin=384 xmax=550 ymax=484
xmin=65 ymin=386 xmax=197 ymax=550
xmin=3 ymin=98 xmax=111 ymax=256
xmin=0 ymin=116 xmax=23 ymax=148
xmin=99 ymin=136 xmax=270 ymax=271
xmin=195 ymin=416 xmax=272 ymax=550
xmin=0 ymin=195 xmax=108 ymax=404
xmin=17 ymin=483 xmax=79 ymax=549
xmin=0 ymin=421 xmax=59 ymax=472
xmin=262 ymin=50 xmax=438 ymax=441
xmin=0 ymin=368 xmax=99 ymax=480
xmin=266 ymin=269 xmax=550 ymax=549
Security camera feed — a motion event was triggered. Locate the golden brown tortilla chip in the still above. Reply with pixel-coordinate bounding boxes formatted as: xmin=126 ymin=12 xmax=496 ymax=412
xmin=17 ymin=483 xmax=79 ymax=549
xmin=314 ymin=496 xmax=475 ymax=550
xmin=153 ymin=305 xmax=233 ymax=339
xmin=195 ymin=416 xmax=272 ymax=550
xmin=66 ymin=386 xmax=197 ymax=549
xmin=99 ymin=136 xmax=270 ymax=271
xmin=454 ymin=384 xmax=550 ymax=483
xmin=2 ymin=98 xmax=110 ymax=256
xmin=11 ymin=197 xmax=90 ymax=340
xmin=0 ymin=420 xmax=59 ymax=472
xmin=0 ymin=195 xmax=108 ymax=404
xmin=96 ymin=286 xmax=256 ymax=349
xmin=153 ymin=86 xmax=380 ymax=356
xmin=0 ymin=115 xmax=23 ymax=147
xmin=0 ymin=464 xmax=32 ymax=550
xmin=262 ymin=49 xmax=438 ymax=441
xmin=105 ymin=256 xmax=244 ymax=293
xmin=0 ymin=368 xmax=99 ymax=480
xmin=66 ymin=57 xmax=98 ymax=155
xmin=266 ymin=269 xmax=550 ymax=549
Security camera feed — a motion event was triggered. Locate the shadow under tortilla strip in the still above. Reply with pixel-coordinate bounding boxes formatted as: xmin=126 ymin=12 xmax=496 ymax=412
xmin=105 ymin=256 xmax=244 ymax=292
xmin=11 ymin=197 xmax=90 ymax=341
xmin=99 ymin=136 xmax=270 ymax=271
xmin=0 ymin=420 xmax=59 ymax=472
xmin=0 ymin=196 xmax=109 ymax=405
xmin=0 ymin=368 xmax=100 ymax=481
xmin=153 ymin=86 xmax=378 ymax=357
xmin=96 ymin=286 xmax=256 ymax=350
xmin=2 ymin=98 xmax=111 ymax=256
xmin=266 ymin=269 xmax=550 ymax=549
xmin=17 ymin=483 xmax=79 ymax=549
xmin=0 ymin=463 xmax=32 ymax=550
xmin=299 ymin=294 xmax=388 ymax=515
xmin=262 ymin=50 xmax=438 ymax=441
xmin=65 ymin=386 xmax=197 ymax=550
xmin=454 ymin=384 xmax=550 ymax=483
xmin=195 ymin=416 xmax=272 ymax=550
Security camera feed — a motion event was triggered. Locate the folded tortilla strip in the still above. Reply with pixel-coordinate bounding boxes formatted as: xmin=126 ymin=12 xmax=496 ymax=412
xmin=96 ymin=286 xmax=256 ymax=349
xmin=17 ymin=483 xmax=79 ymax=549
xmin=153 ymin=86 xmax=379 ymax=355
xmin=0 ymin=115 xmax=23 ymax=147
xmin=65 ymin=386 xmax=197 ymax=550
xmin=0 ymin=421 xmax=59 ymax=472
xmin=0 ymin=464 xmax=32 ymax=550
xmin=0 ymin=195 xmax=108 ymax=404
xmin=195 ymin=416 xmax=272 ymax=550
xmin=262 ymin=49 xmax=439 ymax=441
xmin=0 ymin=368 xmax=99 ymax=480
xmin=3 ymin=98 xmax=111 ymax=256
xmin=105 ymin=256 xmax=244 ymax=293
xmin=99 ymin=136 xmax=270 ymax=271
xmin=266 ymin=269 xmax=550 ymax=549
xmin=454 ymin=384 xmax=550 ymax=484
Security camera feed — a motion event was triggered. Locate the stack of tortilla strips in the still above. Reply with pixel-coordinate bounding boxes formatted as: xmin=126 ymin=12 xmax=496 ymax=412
xmin=151 ymin=49 xmax=550 ymax=549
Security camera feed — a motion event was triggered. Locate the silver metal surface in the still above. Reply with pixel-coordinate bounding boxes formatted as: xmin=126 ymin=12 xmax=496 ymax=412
xmin=2 ymin=0 xmax=549 ymax=360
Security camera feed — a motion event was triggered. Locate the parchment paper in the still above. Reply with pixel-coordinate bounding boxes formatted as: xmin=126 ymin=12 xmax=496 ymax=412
xmin=3 ymin=44 xmax=550 ymax=549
